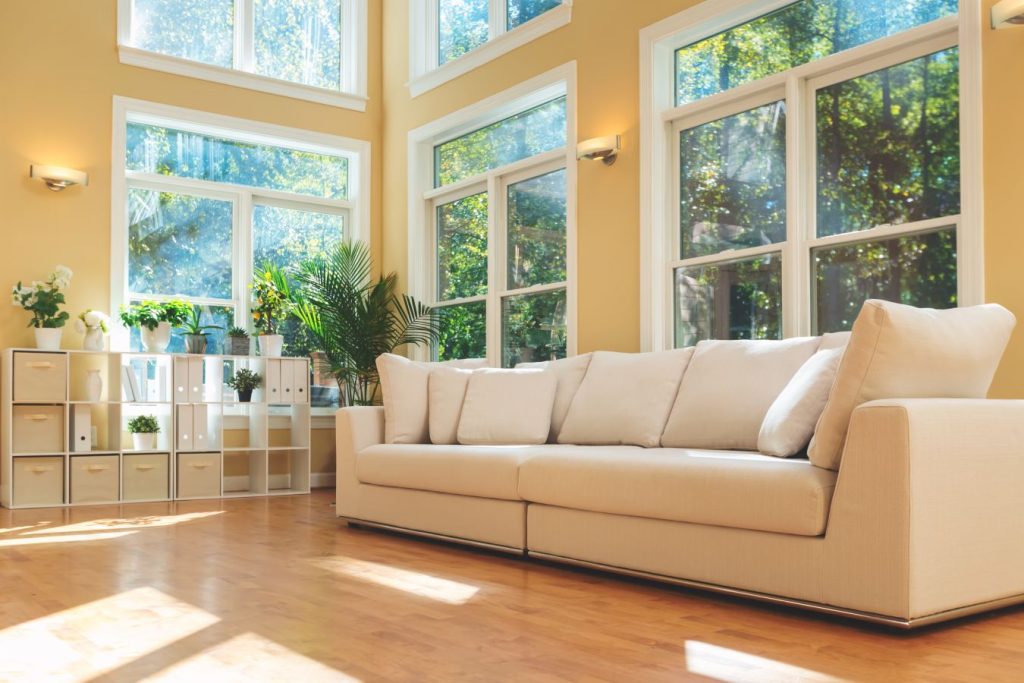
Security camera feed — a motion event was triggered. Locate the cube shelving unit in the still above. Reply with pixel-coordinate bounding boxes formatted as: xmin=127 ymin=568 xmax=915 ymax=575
xmin=0 ymin=348 xmax=311 ymax=509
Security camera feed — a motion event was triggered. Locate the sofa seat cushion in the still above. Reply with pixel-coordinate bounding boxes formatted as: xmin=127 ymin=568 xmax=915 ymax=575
xmin=357 ymin=444 xmax=537 ymax=501
xmin=517 ymin=446 xmax=837 ymax=536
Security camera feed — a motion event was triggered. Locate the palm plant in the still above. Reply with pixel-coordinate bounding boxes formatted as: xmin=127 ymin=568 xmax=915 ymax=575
xmin=292 ymin=241 xmax=440 ymax=406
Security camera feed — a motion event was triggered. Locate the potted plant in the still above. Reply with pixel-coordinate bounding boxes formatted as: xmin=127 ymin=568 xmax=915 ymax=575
xmin=251 ymin=263 xmax=293 ymax=358
xmin=127 ymin=414 xmax=160 ymax=450
xmin=181 ymin=305 xmax=223 ymax=354
xmin=120 ymin=300 xmax=190 ymax=352
xmin=227 ymin=368 xmax=262 ymax=403
xmin=11 ymin=265 xmax=73 ymax=350
xmin=74 ymin=309 xmax=111 ymax=351
xmin=226 ymin=326 xmax=251 ymax=356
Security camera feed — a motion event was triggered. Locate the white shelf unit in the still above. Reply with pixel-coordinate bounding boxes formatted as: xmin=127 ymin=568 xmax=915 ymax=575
xmin=0 ymin=349 xmax=311 ymax=509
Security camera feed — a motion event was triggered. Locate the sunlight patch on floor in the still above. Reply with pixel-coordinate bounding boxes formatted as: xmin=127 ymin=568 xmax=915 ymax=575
xmin=684 ymin=641 xmax=846 ymax=683
xmin=0 ymin=523 xmax=51 ymax=535
xmin=22 ymin=511 xmax=224 ymax=535
xmin=312 ymin=556 xmax=480 ymax=605
xmin=0 ymin=587 xmax=220 ymax=683
xmin=140 ymin=632 xmax=359 ymax=682
xmin=0 ymin=530 xmax=137 ymax=548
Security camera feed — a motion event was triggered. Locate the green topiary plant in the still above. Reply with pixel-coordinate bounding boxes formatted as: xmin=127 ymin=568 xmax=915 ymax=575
xmin=127 ymin=415 xmax=160 ymax=434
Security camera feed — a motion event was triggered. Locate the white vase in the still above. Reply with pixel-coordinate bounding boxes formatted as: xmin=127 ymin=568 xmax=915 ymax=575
xmin=34 ymin=327 xmax=62 ymax=350
xmin=132 ymin=432 xmax=156 ymax=451
xmin=258 ymin=334 xmax=284 ymax=357
xmin=140 ymin=322 xmax=171 ymax=352
xmin=85 ymin=370 xmax=103 ymax=402
xmin=83 ymin=327 xmax=105 ymax=351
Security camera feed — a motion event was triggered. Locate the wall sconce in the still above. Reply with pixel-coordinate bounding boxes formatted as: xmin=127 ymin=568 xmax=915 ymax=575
xmin=30 ymin=165 xmax=88 ymax=192
xmin=576 ymin=135 xmax=620 ymax=165
xmin=992 ymin=0 xmax=1024 ymax=28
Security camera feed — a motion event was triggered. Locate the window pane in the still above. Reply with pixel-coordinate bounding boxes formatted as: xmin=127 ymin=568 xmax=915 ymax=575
xmin=437 ymin=192 xmax=488 ymax=301
xmin=130 ymin=0 xmax=234 ymax=68
xmin=439 ymin=0 xmax=489 ymax=65
xmin=679 ymin=101 xmax=786 ymax=259
xmin=674 ymin=0 xmax=958 ymax=105
xmin=816 ymin=48 xmax=960 ymax=237
xmin=507 ymin=169 xmax=566 ymax=289
xmin=434 ymin=97 xmax=566 ymax=187
xmin=254 ymin=0 xmax=342 ymax=90
xmin=507 ymin=0 xmax=562 ymax=29
xmin=129 ymin=303 xmax=233 ymax=354
xmin=437 ymin=301 xmax=487 ymax=361
xmin=128 ymin=188 xmax=233 ymax=299
xmin=501 ymin=289 xmax=566 ymax=367
xmin=127 ymin=122 xmax=349 ymax=200
xmin=814 ymin=229 xmax=956 ymax=333
xmin=674 ymin=254 xmax=781 ymax=347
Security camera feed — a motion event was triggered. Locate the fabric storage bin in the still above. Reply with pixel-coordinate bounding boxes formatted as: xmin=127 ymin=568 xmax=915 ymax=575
xmin=70 ymin=455 xmax=119 ymax=504
xmin=177 ymin=452 xmax=221 ymax=498
xmin=13 ymin=456 xmax=64 ymax=506
xmin=13 ymin=351 xmax=67 ymax=402
xmin=12 ymin=405 xmax=64 ymax=454
xmin=123 ymin=453 xmax=169 ymax=501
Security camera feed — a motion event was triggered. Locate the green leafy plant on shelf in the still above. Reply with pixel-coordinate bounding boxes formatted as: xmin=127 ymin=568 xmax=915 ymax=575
xmin=181 ymin=305 xmax=223 ymax=354
xmin=227 ymin=368 xmax=262 ymax=402
xmin=251 ymin=263 xmax=293 ymax=336
xmin=11 ymin=265 xmax=73 ymax=329
xmin=119 ymin=300 xmax=191 ymax=330
xmin=127 ymin=415 xmax=160 ymax=433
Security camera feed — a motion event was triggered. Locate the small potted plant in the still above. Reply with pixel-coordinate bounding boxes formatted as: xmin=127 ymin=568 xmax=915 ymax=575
xmin=120 ymin=300 xmax=190 ymax=352
xmin=11 ymin=265 xmax=73 ymax=350
xmin=227 ymin=368 xmax=262 ymax=403
xmin=127 ymin=414 xmax=160 ymax=450
xmin=226 ymin=326 xmax=251 ymax=356
xmin=181 ymin=304 xmax=223 ymax=354
xmin=251 ymin=263 xmax=293 ymax=358
xmin=75 ymin=309 xmax=111 ymax=351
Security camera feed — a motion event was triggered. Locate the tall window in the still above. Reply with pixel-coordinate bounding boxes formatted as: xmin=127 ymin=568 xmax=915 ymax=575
xmin=113 ymin=99 xmax=368 ymax=409
xmin=646 ymin=0 xmax=967 ymax=348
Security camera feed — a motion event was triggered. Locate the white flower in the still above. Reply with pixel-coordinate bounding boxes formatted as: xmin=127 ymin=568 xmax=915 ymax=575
xmin=31 ymin=280 xmax=45 ymax=291
xmin=83 ymin=310 xmax=104 ymax=327
xmin=11 ymin=292 xmax=22 ymax=306
xmin=55 ymin=265 xmax=73 ymax=280
xmin=25 ymin=293 xmax=38 ymax=307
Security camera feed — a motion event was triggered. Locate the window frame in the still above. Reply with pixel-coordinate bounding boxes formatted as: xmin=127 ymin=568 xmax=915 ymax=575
xmin=117 ymin=0 xmax=369 ymax=111
xmin=639 ymin=0 xmax=984 ymax=351
xmin=407 ymin=0 xmax=572 ymax=98
xmin=407 ymin=63 xmax=577 ymax=365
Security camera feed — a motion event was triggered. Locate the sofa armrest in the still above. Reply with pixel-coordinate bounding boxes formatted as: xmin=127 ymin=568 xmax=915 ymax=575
xmin=335 ymin=406 xmax=385 ymax=517
xmin=826 ymin=398 xmax=1024 ymax=618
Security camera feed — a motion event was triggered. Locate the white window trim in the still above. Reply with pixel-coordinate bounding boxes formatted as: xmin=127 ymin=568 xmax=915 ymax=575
xmin=117 ymin=0 xmax=369 ymax=112
xmin=407 ymin=0 xmax=572 ymax=98
xmin=406 ymin=62 xmax=578 ymax=364
xmin=639 ymin=0 xmax=985 ymax=351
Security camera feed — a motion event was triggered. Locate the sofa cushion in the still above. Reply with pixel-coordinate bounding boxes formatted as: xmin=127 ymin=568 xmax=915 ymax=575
xmin=758 ymin=347 xmax=844 ymax=458
xmin=517 ymin=353 xmax=592 ymax=442
xmin=557 ymin=349 xmax=694 ymax=447
xmin=518 ymin=445 xmax=837 ymax=536
xmin=809 ymin=301 xmax=1016 ymax=470
xmin=457 ymin=369 xmax=557 ymax=445
xmin=661 ymin=338 xmax=822 ymax=450
xmin=428 ymin=366 xmax=473 ymax=445
xmin=356 ymin=444 xmax=535 ymax=500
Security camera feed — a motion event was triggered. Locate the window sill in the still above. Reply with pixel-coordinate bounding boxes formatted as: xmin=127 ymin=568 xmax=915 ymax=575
xmin=118 ymin=46 xmax=369 ymax=112
xmin=407 ymin=3 xmax=572 ymax=98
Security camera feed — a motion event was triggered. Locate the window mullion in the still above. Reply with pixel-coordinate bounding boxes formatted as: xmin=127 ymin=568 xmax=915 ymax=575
xmin=239 ymin=0 xmax=255 ymax=73
xmin=237 ymin=192 xmax=254 ymax=331
xmin=782 ymin=74 xmax=808 ymax=338
xmin=489 ymin=0 xmax=505 ymax=38
xmin=486 ymin=174 xmax=502 ymax=366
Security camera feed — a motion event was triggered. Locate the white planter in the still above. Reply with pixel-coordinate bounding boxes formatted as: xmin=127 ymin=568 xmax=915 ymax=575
xmin=140 ymin=322 xmax=171 ymax=352
xmin=34 ymin=327 xmax=62 ymax=350
xmin=258 ymin=334 xmax=284 ymax=357
xmin=132 ymin=432 xmax=156 ymax=451
xmin=83 ymin=327 xmax=105 ymax=351
xmin=85 ymin=370 xmax=103 ymax=402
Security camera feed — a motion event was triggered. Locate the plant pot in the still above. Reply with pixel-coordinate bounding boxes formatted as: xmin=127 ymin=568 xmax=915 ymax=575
xmin=83 ymin=327 xmax=105 ymax=351
xmin=258 ymin=334 xmax=283 ymax=357
xmin=184 ymin=334 xmax=208 ymax=354
xmin=132 ymin=432 xmax=156 ymax=450
xmin=237 ymin=389 xmax=254 ymax=403
xmin=34 ymin=327 xmax=62 ymax=350
xmin=229 ymin=337 xmax=250 ymax=356
xmin=140 ymin=322 xmax=171 ymax=352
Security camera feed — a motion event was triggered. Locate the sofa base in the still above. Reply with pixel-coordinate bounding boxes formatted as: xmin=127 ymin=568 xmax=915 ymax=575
xmin=342 ymin=516 xmax=526 ymax=555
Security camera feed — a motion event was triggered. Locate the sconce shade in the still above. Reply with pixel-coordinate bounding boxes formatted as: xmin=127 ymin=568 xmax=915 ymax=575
xmin=992 ymin=0 xmax=1024 ymax=28
xmin=30 ymin=165 xmax=88 ymax=191
xmin=576 ymin=135 xmax=621 ymax=165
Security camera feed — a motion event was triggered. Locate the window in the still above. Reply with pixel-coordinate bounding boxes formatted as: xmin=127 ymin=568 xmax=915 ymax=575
xmin=118 ymin=0 xmax=368 ymax=110
xmin=113 ymin=98 xmax=369 ymax=411
xmin=408 ymin=1 xmax=572 ymax=96
xmin=642 ymin=0 xmax=976 ymax=350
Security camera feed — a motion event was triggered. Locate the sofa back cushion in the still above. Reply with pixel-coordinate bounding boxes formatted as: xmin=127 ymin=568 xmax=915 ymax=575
xmin=661 ymin=337 xmax=822 ymax=450
xmin=557 ymin=349 xmax=694 ymax=447
xmin=516 ymin=353 xmax=592 ymax=442
xmin=758 ymin=347 xmax=844 ymax=457
xmin=457 ymin=369 xmax=557 ymax=445
xmin=428 ymin=366 xmax=473 ymax=445
xmin=809 ymin=300 xmax=1016 ymax=470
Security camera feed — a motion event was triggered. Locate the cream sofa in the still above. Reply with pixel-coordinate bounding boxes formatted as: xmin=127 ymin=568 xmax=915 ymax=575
xmin=335 ymin=303 xmax=1024 ymax=628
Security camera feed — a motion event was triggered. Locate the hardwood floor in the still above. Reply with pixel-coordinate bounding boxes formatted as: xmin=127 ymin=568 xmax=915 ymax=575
xmin=1 ymin=491 xmax=1022 ymax=682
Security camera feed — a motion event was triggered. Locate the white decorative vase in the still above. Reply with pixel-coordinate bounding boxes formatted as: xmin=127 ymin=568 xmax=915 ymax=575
xmin=140 ymin=322 xmax=171 ymax=352
xmin=34 ymin=327 xmax=62 ymax=351
xmin=258 ymin=334 xmax=284 ymax=357
xmin=83 ymin=327 xmax=105 ymax=351
xmin=85 ymin=370 xmax=103 ymax=402
xmin=132 ymin=432 xmax=156 ymax=451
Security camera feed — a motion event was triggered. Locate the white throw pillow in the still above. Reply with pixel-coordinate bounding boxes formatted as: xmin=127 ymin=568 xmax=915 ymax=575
xmin=516 ymin=353 xmax=592 ymax=442
xmin=661 ymin=338 xmax=822 ymax=450
xmin=557 ymin=349 xmax=694 ymax=448
xmin=457 ymin=369 xmax=557 ymax=445
xmin=428 ymin=366 xmax=473 ymax=445
xmin=758 ymin=347 xmax=844 ymax=458
xmin=376 ymin=354 xmax=488 ymax=444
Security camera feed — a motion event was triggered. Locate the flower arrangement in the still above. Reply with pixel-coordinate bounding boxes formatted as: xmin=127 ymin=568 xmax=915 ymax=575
xmin=11 ymin=265 xmax=72 ymax=329
xmin=251 ymin=263 xmax=293 ymax=336
xmin=75 ymin=309 xmax=112 ymax=352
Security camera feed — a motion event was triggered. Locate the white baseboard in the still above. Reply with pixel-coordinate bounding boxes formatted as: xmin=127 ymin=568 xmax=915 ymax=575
xmin=222 ymin=472 xmax=335 ymax=492
xmin=310 ymin=472 xmax=336 ymax=488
